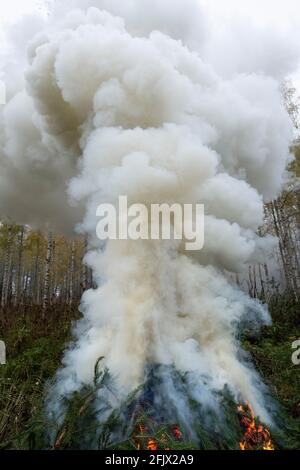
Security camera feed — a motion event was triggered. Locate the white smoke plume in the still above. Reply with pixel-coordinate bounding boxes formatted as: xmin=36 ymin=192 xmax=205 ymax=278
xmin=0 ymin=0 xmax=296 ymax=434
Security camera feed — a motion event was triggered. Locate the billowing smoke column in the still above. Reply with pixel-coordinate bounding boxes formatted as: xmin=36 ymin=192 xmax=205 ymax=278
xmin=0 ymin=0 xmax=295 ymax=436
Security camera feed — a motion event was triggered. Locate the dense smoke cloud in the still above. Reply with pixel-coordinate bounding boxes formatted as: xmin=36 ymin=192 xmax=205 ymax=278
xmin=0 ymin=0 xmax=296 ymax=230
xmin=0 ymin=0 xmax=296 ymax=431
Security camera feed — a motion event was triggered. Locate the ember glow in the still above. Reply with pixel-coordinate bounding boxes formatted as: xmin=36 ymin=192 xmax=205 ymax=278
xmin=172 ymin=425 xmax=183 ymax=440
xmin=147 ymin=439 xmax=158 ymax=451
xmin=133 ymin=419 xmax=184 ymax=450
xmin=238 ymin=403 xmax=275 ymax=451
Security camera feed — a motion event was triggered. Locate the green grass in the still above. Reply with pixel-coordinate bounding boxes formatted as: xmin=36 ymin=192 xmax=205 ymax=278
xmin=0 ymin=294 xmax=299 ymax=449
xmin=243 ymin=295 xmax=300 ymax=448
xmin=0 ymin=305 xmax=80 ymax=449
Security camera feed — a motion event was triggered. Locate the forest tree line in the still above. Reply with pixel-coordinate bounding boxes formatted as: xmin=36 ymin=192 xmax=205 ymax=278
xmin=0 ymin=228 xmax=93 ymax=310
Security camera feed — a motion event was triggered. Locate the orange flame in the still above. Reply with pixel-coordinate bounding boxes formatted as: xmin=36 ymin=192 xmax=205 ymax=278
xmin=172 ymin=425 xmax=183 ymax=440
xmin=147 ymin=439 xmax=158 ymax=450
xmin=238 ymin=402 xmax=274 ymax=451
xmin=133 ymin=420 xmax=183 ymax=450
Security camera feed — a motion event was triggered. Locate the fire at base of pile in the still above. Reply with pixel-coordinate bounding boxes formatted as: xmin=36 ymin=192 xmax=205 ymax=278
xmin=34 ymin=362 xmax=281 ymax=451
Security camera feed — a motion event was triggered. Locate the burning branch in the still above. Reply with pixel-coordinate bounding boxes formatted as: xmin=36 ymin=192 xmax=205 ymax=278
xmin=132 ymin=420 xmax=184 ymax=450
xmin=238 ymin=402 xmax=275 ymax=450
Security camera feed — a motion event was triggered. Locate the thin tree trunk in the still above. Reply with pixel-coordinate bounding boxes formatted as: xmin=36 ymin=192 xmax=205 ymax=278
xmin=1 ymin=225 xmax=13 ymax=307
xmin=42 ymin=231 xmax=53 ymax=315
xmin=15 ymin=226 xmax=24 ymax=305
xmin=69 ymin=240 xmax=76 ymax=305
xmin=83 ymin=235 xmax=89 ymax=290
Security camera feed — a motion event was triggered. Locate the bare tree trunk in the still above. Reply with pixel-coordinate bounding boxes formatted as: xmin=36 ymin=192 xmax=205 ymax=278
xmin=269 ymin=202 xmax=292 ymax=292
xmin=15 ymin=226 xmax=25 ymax=305
xmin=33 ymin=239 xmax=41 ymax=305
xmin=258 ymin=264 xmax=265 ymax=300
xmin=271 ymin=200 xmax=299 ymax=300
xmin=1 ymin=225 xmax=13 ymax=307
xmin=42 ymin=231 xmax=53 ymax=315
xmin=50 ymin=237 xmax=56 ymax=304
xmin=69 ymin=240 xmax=76 ymax=305
xmin=83 ymin=235 xmax=89 ymax=291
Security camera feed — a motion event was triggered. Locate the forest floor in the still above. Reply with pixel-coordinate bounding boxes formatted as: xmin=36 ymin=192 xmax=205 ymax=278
xmin=0 ymin=295 xmax=299 ymax=450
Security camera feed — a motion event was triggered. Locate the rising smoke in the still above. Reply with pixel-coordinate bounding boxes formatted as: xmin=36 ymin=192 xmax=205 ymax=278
xmin=0 ymin=0 xmax=297 ymax=439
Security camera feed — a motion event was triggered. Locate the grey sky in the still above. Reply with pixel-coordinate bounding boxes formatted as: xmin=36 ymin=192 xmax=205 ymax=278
xmin=0 ymin=0 xmax=299 ymax=86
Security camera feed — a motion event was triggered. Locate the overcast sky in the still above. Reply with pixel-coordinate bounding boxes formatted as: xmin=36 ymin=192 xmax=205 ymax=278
xmin=1 ymin=0 xmax=299 ymax=26
xmin=202 ymin=0 xmax=300 ymax=28
xmin=0 ymin=0 xmax=45 ymax=21
xmin=0 ymin=0 xmax=41 ymax=21
xmin=0 ymin=0 xmax=299 ymax=86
